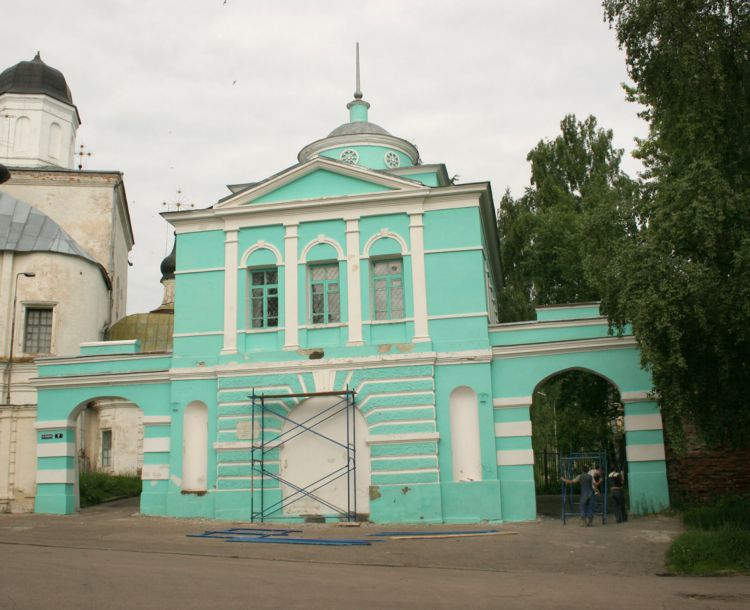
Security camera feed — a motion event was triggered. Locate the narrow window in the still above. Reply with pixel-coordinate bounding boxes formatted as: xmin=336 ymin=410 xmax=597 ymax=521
xmin=310 ymin=264 xmax=340 ymax=324
xmin=372 ymin=259 xmax=404 ymax=320
xmin=250 ymin=268 xmax=279 ymax=328
xmin=101 ymin=430 xmax=112 ymax=468
xmin=23 ymin=307 xmax=53 ymax=353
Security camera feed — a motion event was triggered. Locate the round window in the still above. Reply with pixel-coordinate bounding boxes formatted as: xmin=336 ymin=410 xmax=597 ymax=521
xmin=384 ymin=151 xmax=401 ymax=168
xmin=339 ymin=149 xmax=359 ymax=165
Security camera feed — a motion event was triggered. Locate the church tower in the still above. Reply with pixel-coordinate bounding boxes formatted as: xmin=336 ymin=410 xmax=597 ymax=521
xmin=0 ymin=53 xmax=80 ymax=169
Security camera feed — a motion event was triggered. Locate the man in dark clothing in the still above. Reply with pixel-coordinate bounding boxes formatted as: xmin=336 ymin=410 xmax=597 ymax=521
xmin=562 ymin=465 xmax=599 ymax=526
xmin=608 ymin=470 xmax=628 ymax=523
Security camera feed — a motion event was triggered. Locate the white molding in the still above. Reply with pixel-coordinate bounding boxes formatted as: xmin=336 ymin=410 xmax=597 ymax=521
xmin=495 ymin=421 xmax=532 ymax=437
xmin=240 ymin=241 xmax=283 ymax=267
xmin=358 ymin=390 xmax=434 ymax=410
xmin=621 ymin=391 xmax=653 ymax=403
xmin=490 ymin=317 xmax=609 ymax=332
xmin=362 ymin=230 xmax=409 ymax=258
xmin=299 ymin=235 xmax=346 ymax=263
xmin=79 ymin=340 xmax=138 ymax=348
xmin=424 ymin=246 xmax=484 ymax=255
xmin=37 ymin=469 xmax=76 ymax=484
xmin=143 ymin=416 xmax=171 ymax=425
xmin=364 ymin=317 xmax=414 ymax=325
xmin=213 ymin=441 xmax=254 ymax=450
xmin=492 ymin=336 xmax=638 ymax=358
xmin=141 ymin=464 xmax=169 ymax=480
xmin=624 ymin=414 xmax=663 ymax=432
xmin=409 ymin=212 xmax=430 ymax=342
xmin=143 ymin=437 xmax=171 ymax=453
xmin=283 ymin=224 xmax=299 ymax=348
xmin=35 ymin=353 xmax=168 ymax=366
xmin=366 ymin=432 xmax=440 ymax=445
xmin=32 ymin=370 xmax=170 ymax=390
xmin=222 ymin=229 xmax=239 ymax=354
xmin=34 ymin=420 xmax=72 ymax=430
xmin=37 ymin=442 xmax=74 ymax=457
xmin=626 ymin=444 xmax=665 ymax=462
xmin=241 ymin=327 xmax=285 ymax=335
xmin=346 ymin=218 xmax=363 ymax=344
xmin=435 ymin=350 xmax=493 ymax=365
xmin=172 ymin=331 xmax=223 ymax=338
xmin=174 ymin=267 xmax=225 ymax=275
xmin=496 ymin=449 xmax=534 ymax=466
xmin=493 ymin=396 xmax=532 ymax=409
xmin=428 ymin=312 xmax=488 ymax=321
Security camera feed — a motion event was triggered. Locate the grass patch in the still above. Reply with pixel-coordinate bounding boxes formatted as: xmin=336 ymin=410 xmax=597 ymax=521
xmin=79 ymin=472 xmax=141 ymax=507
xmin=666 ymin=494 xmax=750 ymax=575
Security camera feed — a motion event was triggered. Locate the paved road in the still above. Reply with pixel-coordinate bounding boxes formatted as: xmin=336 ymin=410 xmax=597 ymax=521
xmin=1 ymin=499 xmax=748 ymax=609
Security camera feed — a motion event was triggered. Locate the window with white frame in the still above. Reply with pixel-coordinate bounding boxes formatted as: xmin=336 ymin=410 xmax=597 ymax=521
xmin=309 ymin=263 xmax=340 ymax=324
xmin=101 ymin=429 xmax=112 ymax=468
xmin=249 ymin=268 xmax=279 ymax=328
xmin=372 ymin=258 xmax=404 ymax=320
xmin=23 ymin=307 xmax=53 ymax=353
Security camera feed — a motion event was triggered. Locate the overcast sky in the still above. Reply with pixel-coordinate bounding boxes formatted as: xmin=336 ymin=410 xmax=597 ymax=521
xmin=2 ymin=0 xmax=647 ymax=314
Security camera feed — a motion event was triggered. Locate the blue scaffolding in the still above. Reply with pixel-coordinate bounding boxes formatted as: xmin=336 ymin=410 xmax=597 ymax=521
xmin=560 ymin=451 xmax=608 ymax=525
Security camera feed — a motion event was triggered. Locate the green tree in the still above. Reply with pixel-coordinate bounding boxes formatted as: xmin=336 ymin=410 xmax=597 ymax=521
xmin=602 ymin=0 xmax=750 ymax=445
xmin=497 ymin=114 xmax=636 ymax=321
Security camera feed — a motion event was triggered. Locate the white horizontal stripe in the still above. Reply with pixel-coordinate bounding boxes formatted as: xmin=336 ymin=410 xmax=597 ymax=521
xmin=624 ymin=414 xmax=663 ymax=432
xmin=427 ymin=312 xmax=488 ymax=321
xmin=141 ymin=464 xmax=169 ymax=480
xmin=214 ymin=441 xmax=254 ymax=450
xmin=369 ymin=421 xmax=436 ymax=433
xmin=174 ymin=267 xmax=225 ymax=275
xmin=356 ymin=376 xmax=434 ymax=395
xmin=172 ymin=331 xmax=224 ymax=338
xmin=80 ymin=340 xmax=137 ymax=348
xmin=495 ymin=421 xmax=532 ymax=437
xmin=143 ymin=416 xmax=171 ymax=425
xmin=365 ymin=406 xmax=435 ymax=421
xmin=626 ymin=444 xmax=665 ymax=462
xmin=493 ymin=396 xmax=532 ymax=409
xmin=370 ymin=454 xmax=437 ymax=462
xmin=37 ymin=469 xmax=75 ymax=484
xmin=366 ymin=432 xmax=440 ymax=444
xmin=143 ymin=438 xmax=170 ymax=453
xmin=621 ymin=391 xmax=653 ymax=403
xmin=37 ymin=443 xmax=74 ymax=458
xmin=34 ymin=420 xmax=71 ymax=430
xmin=358 ymin=390 xmax=434 ymax=410
xmin=373 ymin=468 xmax=439 ymax=476
xmin=424 ymin=246 xmax=484 ymax=255
xmin=497 ymin=449 xmax=534 ymax=466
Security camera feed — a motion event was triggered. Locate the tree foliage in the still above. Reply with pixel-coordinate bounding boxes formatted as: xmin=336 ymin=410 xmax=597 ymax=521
xmin=497 ymin=114 xmax=637 ymax=321
xmin=602 ymin=0 xmax=750 ymax=446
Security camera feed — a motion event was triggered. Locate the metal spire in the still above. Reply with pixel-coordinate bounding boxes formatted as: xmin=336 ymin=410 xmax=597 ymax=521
xmin=354 ymin=42 xmax=363 ymax=100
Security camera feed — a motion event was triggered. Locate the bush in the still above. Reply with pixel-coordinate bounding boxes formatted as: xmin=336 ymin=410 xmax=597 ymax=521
xmin=79 ymin=472 xmax=141 ymax=507
xmin=667 ymin=527 xmax=750 ymax=574
xmin=682 ymin=494 xmax=750 ymax=530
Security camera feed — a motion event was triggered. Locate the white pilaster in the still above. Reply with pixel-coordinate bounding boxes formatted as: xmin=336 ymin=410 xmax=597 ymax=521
xmin=284 ymin=223 xmax=299 ymax=348
xmin=409 ymin=212 xmax=430 ymax=342
xmin=345 ymin=218 xmax=363 ymax=345
xmin=221 ymin=229 xmax=239 ymax=354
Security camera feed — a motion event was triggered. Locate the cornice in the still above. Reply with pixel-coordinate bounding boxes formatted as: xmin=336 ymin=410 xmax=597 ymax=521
xmin=492 ymin=336 xmax=638 ymax=358
xmin=31 ymin=369 xmax=170 ymax=389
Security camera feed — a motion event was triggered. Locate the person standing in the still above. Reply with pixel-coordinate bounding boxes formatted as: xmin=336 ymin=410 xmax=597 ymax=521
xmin=608 ymin=470 xmax=628 ymax=523
xmin=562 ymin=465 xmax=599 ymax=526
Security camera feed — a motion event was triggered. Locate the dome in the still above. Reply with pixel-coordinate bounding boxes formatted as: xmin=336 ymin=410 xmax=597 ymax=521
xmin=160 ymin=239 xmax=176 ymax=281
xmin=0 ymin=53 xmax=74 ymax=106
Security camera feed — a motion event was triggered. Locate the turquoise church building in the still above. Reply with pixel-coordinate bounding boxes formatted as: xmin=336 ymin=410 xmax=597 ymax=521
xmin=31 ymin=81 xmax=670 ymax=523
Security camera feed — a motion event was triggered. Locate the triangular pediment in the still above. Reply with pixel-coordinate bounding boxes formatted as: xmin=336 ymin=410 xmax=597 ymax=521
xmin=215 ymin=157 xmax=425 ymax=209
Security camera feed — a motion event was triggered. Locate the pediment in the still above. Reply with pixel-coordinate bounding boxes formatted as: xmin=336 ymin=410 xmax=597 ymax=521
xmin=214 ymin=157 xmax=425 ymax=209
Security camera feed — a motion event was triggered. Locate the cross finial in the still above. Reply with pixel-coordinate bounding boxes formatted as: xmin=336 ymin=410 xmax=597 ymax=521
xmin=75 ymin=144 xmax=93 ymax=171
xmin=354 ymin=42 xmax=363 ymax=100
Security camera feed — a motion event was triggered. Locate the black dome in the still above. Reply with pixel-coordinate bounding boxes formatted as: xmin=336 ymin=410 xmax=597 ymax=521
xmin=0 ymin=53 xmax=74 ymax=106
xmin=160 ymin=239 xmax=176 ymax=281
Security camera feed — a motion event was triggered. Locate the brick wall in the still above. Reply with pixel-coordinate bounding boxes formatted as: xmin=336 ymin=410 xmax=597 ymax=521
xmin=664 ymin=423 xmax=750 ymax=505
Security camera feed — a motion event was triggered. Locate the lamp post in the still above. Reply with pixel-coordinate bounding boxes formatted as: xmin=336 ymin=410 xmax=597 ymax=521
xmin=4 ymin=272 xmax=36 ymax=404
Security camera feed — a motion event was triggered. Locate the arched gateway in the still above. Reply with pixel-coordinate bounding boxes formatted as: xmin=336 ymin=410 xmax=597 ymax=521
xmin=31 ymin=76 xmax=669 ymax=523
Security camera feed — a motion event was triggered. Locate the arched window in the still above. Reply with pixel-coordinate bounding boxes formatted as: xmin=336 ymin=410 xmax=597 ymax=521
xmin=48 ymin=122 xmax=62 ymax=158
xmin=372 ymin=258 xmax=404 ymax=320
xmin=13 ymin=116 xmax=31 ymax=152
xmin=183 ymin=401 xmax=208 ymax=492
xmin=449 ymin=386 xmax=482 ymax=482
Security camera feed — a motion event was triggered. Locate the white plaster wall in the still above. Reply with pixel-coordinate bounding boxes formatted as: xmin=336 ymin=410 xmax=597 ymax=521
xmin=279 ymin=396 xmax=370 ymax=517
xmin=1 ymin=172 xmax=133 ymax=322
xmin=0 ymin=93 xmax=78 ymax=169
xmin=183 ymin=401 xmax=208 ymax=491
xmin=0 ymin=405 xmax=37 ymax=512
xmin=0 ymin=251 xmax=110 ymax=358
xmin=449 ymin=386 xmax=483 ymax=482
